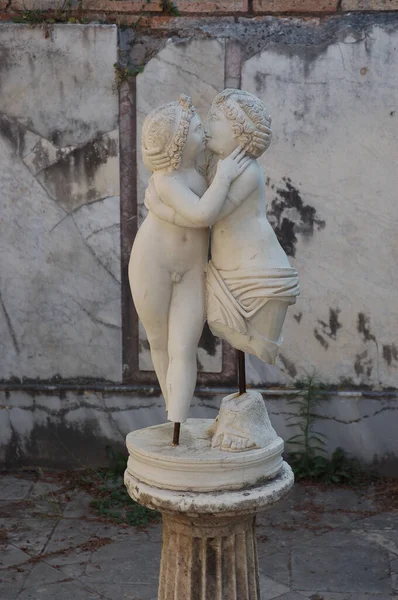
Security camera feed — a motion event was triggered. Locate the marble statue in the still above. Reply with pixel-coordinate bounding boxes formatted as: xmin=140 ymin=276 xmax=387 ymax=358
xmin=129 ymin=89 xmax=299 ymax=444
xmin=129 ymin=94 xmax=251 ymax=425
xmin=125 ymin=90 xmax=298 ymax=599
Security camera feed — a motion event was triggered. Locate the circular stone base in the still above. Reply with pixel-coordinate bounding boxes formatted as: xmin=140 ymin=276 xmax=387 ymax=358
xmin=124 ymin=461 xmax=294 ymax=516
xmin=124 ymin=463 xmax=294 ymax=599
xmin=126 ymin=418 xmax=284 ymax=492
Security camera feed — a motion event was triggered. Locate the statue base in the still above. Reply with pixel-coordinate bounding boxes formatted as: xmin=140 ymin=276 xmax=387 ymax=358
xmin=126 ymin=417 xmax=284 ymax=492
xmin=124 ymin=420 xmax=294 ymax=600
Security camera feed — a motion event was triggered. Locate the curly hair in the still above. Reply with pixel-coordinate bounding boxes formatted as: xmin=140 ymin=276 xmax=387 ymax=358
xmin=212 ymin=89 xmax=272 ymax=159
xmin=142 ymin=94 xmax=196 ymax=172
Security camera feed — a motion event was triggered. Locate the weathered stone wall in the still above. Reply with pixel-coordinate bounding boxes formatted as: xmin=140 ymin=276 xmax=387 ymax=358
xmin=131 ymin=16 xmax=398 ymax=391
xmin=0 ymin=25 xmax=121 ymax=382
xmin=2 ymin=0 xmax=398 ymax=22
xmin=0 ymin=11 xmax=398 ymax=470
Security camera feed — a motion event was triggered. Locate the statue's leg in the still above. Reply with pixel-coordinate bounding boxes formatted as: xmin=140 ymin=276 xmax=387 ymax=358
xmin=130 ymin=264 xmax=172 ymax=408
xmin=166 ymin=267 xmax=205 ymax=423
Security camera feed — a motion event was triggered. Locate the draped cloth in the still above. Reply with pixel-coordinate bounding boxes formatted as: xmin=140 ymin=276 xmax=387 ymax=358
xmin=206 ymin=261 xmax=300 ymax=364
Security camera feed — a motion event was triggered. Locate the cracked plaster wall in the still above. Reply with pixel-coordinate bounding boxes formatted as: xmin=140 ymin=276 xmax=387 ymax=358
xmin=135 ymin=15 xmax=398 ymax=390
xmin=1 ymin=17 xmax=398 ymax=468
xmin=0 ymin=24 xmax=122 ymax=381
xmin=241 ymin=17 xmax=398 ymax=390
xmin=2 ymin=389 xmax=398 ymax=473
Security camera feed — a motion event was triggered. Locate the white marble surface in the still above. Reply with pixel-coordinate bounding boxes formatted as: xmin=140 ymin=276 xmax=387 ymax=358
xmin=125 ymin=461 xmax=294 ymax=515
xmin=126 ymin=417 xmax=283 ymax=491
xmin=136 ymin=39 xmax=226 ymax=375
xmin=0 ymin=25 xmax=121 ymax=380
xmin=137 ymin=38 xmax=225 ymax=224
xmin=210 ymin=391 xmax=282 ymax=453
xmin=242 ymin=24 xmax=398 ymax=388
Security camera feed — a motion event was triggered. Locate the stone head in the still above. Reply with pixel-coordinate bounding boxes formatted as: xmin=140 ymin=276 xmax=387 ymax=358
xmin=142 ymin=94 xmax=205 ymax=172
xmin=205 ymin=89 xmax=272 ymax=159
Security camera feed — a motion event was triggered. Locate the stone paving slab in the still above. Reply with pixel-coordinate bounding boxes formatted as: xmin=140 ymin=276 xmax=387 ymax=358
xmin=301 ymin=594 xmax=397 ymax=599
xmin=0 ymin=473 xmax=397 ymax=600
xmin=0 ymin=477 xmax=33 ymax=501
xmin=292 ymin=544 xmax=391 ymax=594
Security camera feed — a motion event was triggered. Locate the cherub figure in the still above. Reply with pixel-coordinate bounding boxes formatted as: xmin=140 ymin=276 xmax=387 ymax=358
xmin=129 ymin=94 xmax=250 ymax=425
xmin=145 ymin=89 xmax=300 ymax=450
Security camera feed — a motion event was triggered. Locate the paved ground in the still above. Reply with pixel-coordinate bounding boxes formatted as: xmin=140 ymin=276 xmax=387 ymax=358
xmin=0 ymin=472 xmax=397 ymax=600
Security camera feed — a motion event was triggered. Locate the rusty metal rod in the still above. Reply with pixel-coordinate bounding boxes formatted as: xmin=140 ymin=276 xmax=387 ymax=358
xmin=237 ymin=350 xmax=246 ymax=395
xmin=172 ymin=422 xmax=181 ymax=446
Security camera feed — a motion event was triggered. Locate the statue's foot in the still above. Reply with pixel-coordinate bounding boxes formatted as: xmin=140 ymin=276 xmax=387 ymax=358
xmin=212 ymin=429 xmax=257 ymax=452
xmin=208 ymin=390 xmax=280 ymax=453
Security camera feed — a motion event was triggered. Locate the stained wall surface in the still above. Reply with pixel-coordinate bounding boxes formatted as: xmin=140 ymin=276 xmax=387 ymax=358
xmin=1 ymin=16 xmax=397 ymax=469
xmin=0 ymin=25 xmax=122 ymax=381
xmin=134 ymin=17 xmax=398 ymax=390
xmin=242 ymin=23 xmax=398 ymax=389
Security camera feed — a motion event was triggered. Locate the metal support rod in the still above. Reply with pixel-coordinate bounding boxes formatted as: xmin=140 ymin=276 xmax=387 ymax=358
xmin=172 ymin=422 xmax=181 ymax=446
xmin=237 ymin=350 xmax=246 ymax=395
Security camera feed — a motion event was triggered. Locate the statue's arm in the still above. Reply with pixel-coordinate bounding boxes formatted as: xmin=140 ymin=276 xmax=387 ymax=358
xmin=213 ymin=161 xmax=260 ymax=221
xmin=153 ymin=175 xmax=225 ymax=227
xmin=145 ymin=178 xmax=203 ymax=228
xmin=153 ymin=147 xmax=250 ymax=228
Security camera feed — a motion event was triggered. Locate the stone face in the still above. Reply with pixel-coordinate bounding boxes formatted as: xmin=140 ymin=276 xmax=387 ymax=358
xmin=0 ymin=24 xmax=121 ymax=380
xmin=242 ymin=22 xmax=398 ymax=388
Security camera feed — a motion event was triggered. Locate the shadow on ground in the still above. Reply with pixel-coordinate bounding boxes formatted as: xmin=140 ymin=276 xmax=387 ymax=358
xmin=0 ymin=471 xmax=397 ymax=600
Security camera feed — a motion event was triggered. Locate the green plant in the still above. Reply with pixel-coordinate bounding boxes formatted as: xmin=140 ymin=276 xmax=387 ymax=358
xmin=104 ymin=445 xmax=129 ymax=479
xmin=163 ymin=0 xmax=180 ymax=15
xmin=12 ymin=1 xmax=87 ymax=25
xmin=91 ymin=486 xmax=159 ymax=526
xmin=114 ymin=62 xmax=144 ymax=86
xmin=286 ymin=372 xmax=364 ymax=484
xmin=89 ymin=446 xmax=160 ymax=526
xmin=12 ymin=10 xmax=47 ymax=24
xmin=288 ymin=447 xmax=363 ymax=484
xmin=286 ymin=371 xmax=327 ymax=465
xmin=327 ymin=447 xmax=363 ymax=483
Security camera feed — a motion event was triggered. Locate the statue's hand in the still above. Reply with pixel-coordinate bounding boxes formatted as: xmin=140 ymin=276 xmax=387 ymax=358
xmin=216 ymin=146 xmax=252 ymax=184
xmin=145 ymin=178 xmax=175 ymax=225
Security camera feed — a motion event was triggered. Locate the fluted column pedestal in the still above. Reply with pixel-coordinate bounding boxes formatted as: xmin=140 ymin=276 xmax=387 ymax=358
xmin=124 ymin=419 xmax=294 ymax=600
xmin=159 ymin=512 xmax=260 ymax=599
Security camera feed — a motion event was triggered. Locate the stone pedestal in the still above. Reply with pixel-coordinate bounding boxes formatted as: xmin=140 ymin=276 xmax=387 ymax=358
xmin=124 ymin=420 xmax=294 ymax=600
xmin=159 ymin=513 xmax=259 ymax=599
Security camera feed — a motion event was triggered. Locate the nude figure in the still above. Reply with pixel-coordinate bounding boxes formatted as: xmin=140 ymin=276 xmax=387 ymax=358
xmin=129 ymin=94 xmax=251 ymax=425
xmin=145 ymin=89 xmax=300 ymax=450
